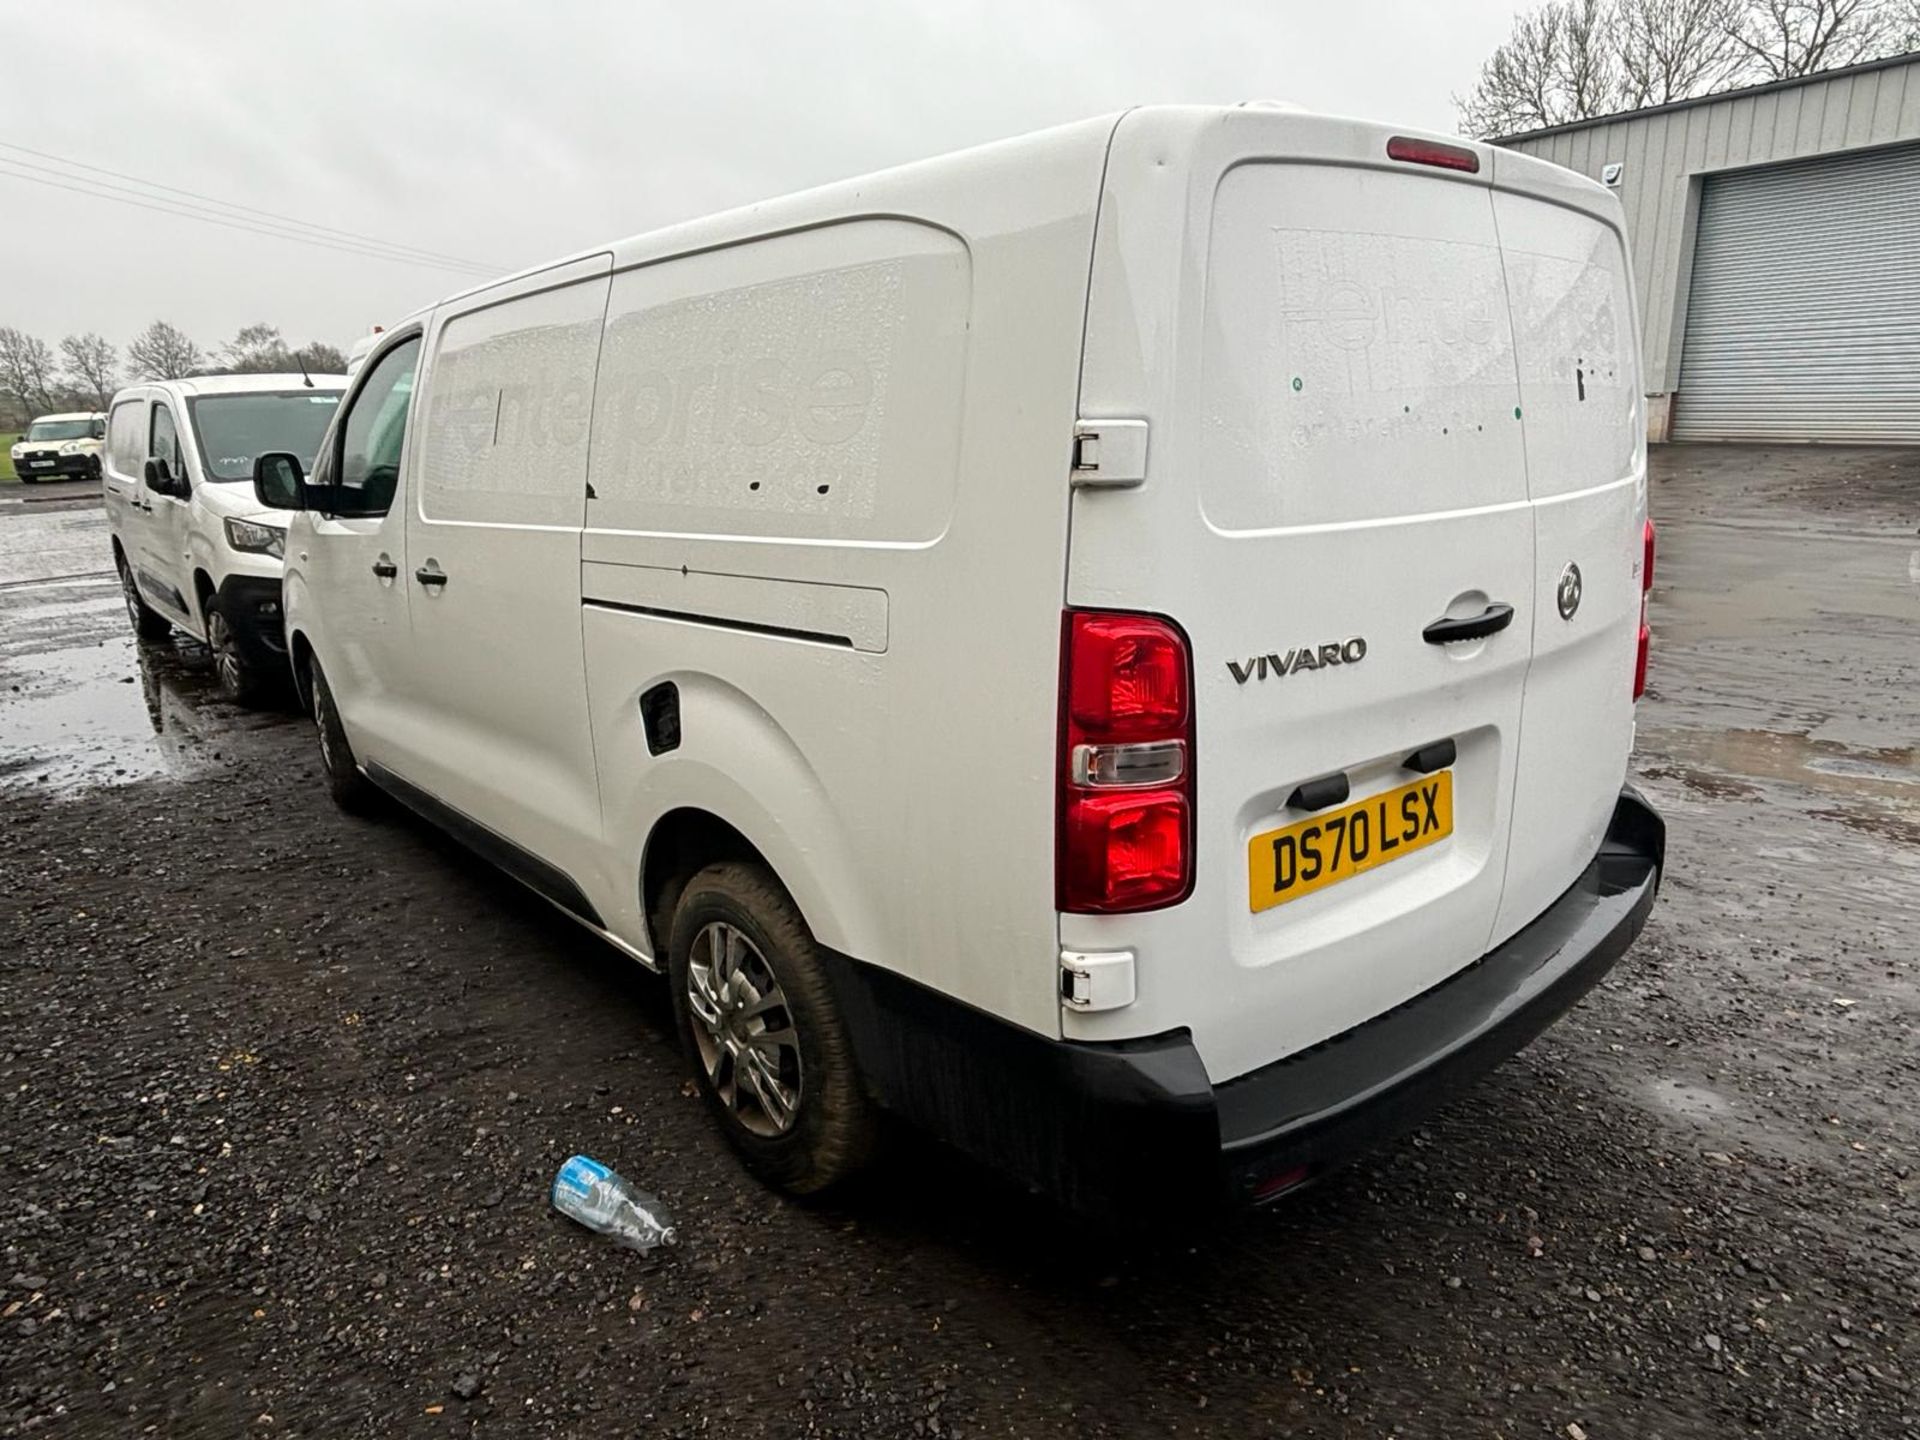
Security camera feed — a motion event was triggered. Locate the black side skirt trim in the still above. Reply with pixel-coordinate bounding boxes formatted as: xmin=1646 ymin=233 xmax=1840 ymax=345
xmin=364 ymin=762 xmax=606 ymax=929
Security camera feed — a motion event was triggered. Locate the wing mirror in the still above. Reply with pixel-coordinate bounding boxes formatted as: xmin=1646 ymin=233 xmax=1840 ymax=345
xmin=252 ymin=452 xmax=307 ymax=511
xmin=143 ymin=457 xmax=184 ymax=497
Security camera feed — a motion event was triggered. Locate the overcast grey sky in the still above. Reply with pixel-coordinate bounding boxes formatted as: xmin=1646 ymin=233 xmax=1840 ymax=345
xmin=2 ymin=0 xmax=1523 ymax=359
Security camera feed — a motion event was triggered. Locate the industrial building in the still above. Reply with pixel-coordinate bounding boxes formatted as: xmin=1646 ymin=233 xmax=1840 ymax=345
xmin=1498 ymin=51 xmax=1920 ymax=443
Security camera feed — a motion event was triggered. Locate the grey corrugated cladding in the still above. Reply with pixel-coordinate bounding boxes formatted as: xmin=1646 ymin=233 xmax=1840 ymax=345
xmin=1496 ymin=53 xmax=1920 ymax=397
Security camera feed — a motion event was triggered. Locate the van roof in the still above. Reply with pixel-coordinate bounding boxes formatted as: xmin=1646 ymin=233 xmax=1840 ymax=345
xmin=413 ymin=104 xmax=1617 ymax=322
xmin=115 ymin=373 xmax=348 ymax=400
xmin=29 ymin=411 xmax=105 ymax=423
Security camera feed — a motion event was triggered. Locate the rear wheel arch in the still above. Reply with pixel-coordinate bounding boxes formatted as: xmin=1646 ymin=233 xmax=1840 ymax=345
xmin=642 ymin=808 xmax=773 ymax=960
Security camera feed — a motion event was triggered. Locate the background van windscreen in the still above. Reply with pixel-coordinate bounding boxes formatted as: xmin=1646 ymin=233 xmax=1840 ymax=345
xmin=26 ymin=419 xmax=99 ymax=442
xmin=186 ymin=392 xmax=343 ymax=481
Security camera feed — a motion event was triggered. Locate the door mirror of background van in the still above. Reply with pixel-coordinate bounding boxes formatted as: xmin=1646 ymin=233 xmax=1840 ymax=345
xmin=143 ymin=457 xmax=180 ymax=496
xmin=253 ymin=451 xmax=306 ymax=511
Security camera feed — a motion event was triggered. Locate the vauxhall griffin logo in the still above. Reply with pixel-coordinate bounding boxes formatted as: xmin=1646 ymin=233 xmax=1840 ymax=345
xmin=1229 ymin=638 xmax=1368 ymax=685
xmin=1557 ymin=562 xmax=1583 ymax=621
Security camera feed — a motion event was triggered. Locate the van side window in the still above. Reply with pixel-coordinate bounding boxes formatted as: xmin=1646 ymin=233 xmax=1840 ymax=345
xmin=150 ymin=405 xmax=183 ymax=479
xmin=107 ymin=401 xmax=145 ymax=477
xmin=332 ymin=337 xmax=422 ymax=518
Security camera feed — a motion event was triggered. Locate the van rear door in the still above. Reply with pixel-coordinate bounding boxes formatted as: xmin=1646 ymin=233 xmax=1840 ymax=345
xmin=1064 ymin=112 xmax=1535 ymax=1083
xmin=1488 ymin=152 xmax=1647 ymax=942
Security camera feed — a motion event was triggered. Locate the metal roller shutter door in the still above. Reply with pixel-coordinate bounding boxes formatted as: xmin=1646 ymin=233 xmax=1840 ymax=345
xmin=1675 ymin=142 xmax=1920 ymax=442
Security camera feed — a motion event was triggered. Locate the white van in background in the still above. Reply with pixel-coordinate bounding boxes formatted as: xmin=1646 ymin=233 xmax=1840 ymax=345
xmin=11 ymin=412 xmax=106 ymax=482
xmin=103 ymin=373 xmax=346 ymax=704
xmin=252 ymin=107 xmax=1664 ymax=1212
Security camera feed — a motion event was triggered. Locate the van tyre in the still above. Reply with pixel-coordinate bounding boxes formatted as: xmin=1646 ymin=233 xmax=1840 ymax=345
xmin=117 ymin=552 xmax=172 ymax=641
xmin=668 ymin=862 xmax=876 ymax=1195
xmin=310 ymin=659 xmax=380 ymax=815
xmin=207 ymin=599 xmax=271 ymax=708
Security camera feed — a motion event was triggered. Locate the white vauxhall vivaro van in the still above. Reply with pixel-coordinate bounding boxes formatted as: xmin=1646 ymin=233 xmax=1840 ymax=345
xmin=251 ymin=107 xmax=1664 ymax=1212
xmin=104 ymin=373 xmax=347 ymax=704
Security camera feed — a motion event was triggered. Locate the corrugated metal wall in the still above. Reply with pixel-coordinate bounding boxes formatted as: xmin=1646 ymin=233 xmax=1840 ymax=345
xmin=1674 ymin=144 xmax=1920 ymax=441
xmin=1502 ymin=56 xmax=1920 ymax=411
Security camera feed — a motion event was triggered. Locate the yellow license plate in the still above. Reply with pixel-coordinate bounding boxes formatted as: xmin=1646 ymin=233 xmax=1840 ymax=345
xmin=1248 ymin=771 xmax=1454 ymax=913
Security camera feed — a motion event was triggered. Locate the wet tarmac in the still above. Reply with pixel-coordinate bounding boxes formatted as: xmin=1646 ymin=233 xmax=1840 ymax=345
xmin=1 ymin=448 xmax=1916 ymax=1438
xmin=0 ymin=510 xmax=281 ymax=794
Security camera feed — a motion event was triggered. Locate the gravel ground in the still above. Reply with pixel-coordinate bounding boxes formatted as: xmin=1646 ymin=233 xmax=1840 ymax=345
xmin=1 ymin=445 xmax=1916 ymax=1438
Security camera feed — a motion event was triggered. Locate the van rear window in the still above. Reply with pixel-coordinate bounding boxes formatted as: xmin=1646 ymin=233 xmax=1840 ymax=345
xmin=1198 ymin=163 xmax=1529 ymax=531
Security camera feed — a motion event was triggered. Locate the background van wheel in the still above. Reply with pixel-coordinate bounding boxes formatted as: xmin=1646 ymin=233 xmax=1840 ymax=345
xmin=207 ymin=601 xmax=274 ymax=707
xmin=668 ymin=862 xmax=876 ymax=1195
xmin=310 ymin=659 xmax=380 ymax=815
xmin=116 ymin=553 xmax=172 ymax=641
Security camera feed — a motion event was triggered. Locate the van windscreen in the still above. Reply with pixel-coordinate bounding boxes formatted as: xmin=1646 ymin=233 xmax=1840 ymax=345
xmin=186 ymin=391 xmax=343 ymax=481
xmin=25 ymin=419 xmax=96 ymax=442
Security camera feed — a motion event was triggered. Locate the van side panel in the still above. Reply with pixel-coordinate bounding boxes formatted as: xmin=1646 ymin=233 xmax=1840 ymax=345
xmin=579 ymin=123 xmax=1113 ymax=1038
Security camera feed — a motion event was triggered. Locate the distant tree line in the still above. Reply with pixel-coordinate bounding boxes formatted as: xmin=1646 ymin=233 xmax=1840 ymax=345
xmin=0 ymin=321 xmax=349 ymax=424
xmin=1459 ymin=0 xmax=1920 ymax=137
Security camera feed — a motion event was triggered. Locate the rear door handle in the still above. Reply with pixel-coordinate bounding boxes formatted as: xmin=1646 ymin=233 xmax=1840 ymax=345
xmin=1422 ymin=602 xmax=1514 ymax=645
xmin=371 ymin=558 xmax=398 ymax=579
xmin=415 ymin=564 xmax=448 ymax=589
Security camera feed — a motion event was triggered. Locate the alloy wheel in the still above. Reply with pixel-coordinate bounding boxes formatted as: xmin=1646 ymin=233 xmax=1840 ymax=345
xmin=208 ymin=610 xmax=243 ymax=698
xmin=314 ymin=684 xmax=338 ymax=773
xmin=686 ymin=920 xmax=804 ymax=1137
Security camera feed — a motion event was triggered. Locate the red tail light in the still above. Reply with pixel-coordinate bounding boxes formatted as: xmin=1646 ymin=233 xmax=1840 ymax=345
xmin=1058 ymin=611 xmax=1194 ymax=913
xmin=1386 ymin=136 xmax=1481 ymax=174
xmin=1633 ymin=518 xmax=1655 ymax=700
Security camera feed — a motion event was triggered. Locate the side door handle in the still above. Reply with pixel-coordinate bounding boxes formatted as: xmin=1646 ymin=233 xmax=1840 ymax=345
xmin=1423 ymin=602 xmax=1514 ymax=645
xmin=371 ymin=557 xmax=398 ymax=579
xmin=415 ymin=562 xmax=448 ymax=589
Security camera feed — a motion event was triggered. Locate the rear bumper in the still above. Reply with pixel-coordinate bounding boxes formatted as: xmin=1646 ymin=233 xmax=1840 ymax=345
xmin=1215 ymin=784 xmax=1664 ymax=1202
xmin=826 ymin=786 xmax=1663 ymax=1215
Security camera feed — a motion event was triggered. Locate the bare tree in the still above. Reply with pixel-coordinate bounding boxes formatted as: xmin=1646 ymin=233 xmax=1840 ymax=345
xmin=1460 ymin=6 xmax=1568 ymax=136
xmin=1564 ymin=0 xmax=1629 ymax=118
xmin=1726 ymin=0 xmax=1896 ymax=78
xmin=219 ymin=323 xmax=293 ymax=374
xmin=1458 ymin=0 xmax=1626 ymax=136
xmin=127 ymin=320 xmax=204 ymax=380
xmin=1461 ymin=0 xmax=1915 ymax=136
xmin=1618 ymin=0 xmax=1750 ymax=105
xmin=0 ymin=327 xmax=59 ymax=415
xmin=1886 ymin=0 xmax=1920 ymax=45
xmin=60 ymin=333 xmax=118 ymax=410
xmin=290 ymin=341 xmax=348 ymax=375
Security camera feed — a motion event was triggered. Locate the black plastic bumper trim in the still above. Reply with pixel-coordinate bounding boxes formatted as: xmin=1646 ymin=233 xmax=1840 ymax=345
xmin=214 ymin=574 xmax=288 ymax=657
xmin=823 ymin=785 xmax=1662 ymax=1215
xmin=1216 ymin=786 xmax=1663 ymax=1200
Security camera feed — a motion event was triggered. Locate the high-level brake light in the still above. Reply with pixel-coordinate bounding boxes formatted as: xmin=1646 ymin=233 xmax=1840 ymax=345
xmin=1386 ymin=136 xmax=1481 ymax=173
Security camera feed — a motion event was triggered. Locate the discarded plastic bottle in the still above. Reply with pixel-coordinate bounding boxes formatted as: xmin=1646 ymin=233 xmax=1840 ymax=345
xmin=550 ymin=1154 xmax=677 ymax=1253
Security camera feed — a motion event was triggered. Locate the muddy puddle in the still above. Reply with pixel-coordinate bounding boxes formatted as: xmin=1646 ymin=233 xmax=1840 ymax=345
xmin=1639 ymin=726 xmax=1920 ymax=805
xmin=0 ymin=577 xmax=288 ymax=794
